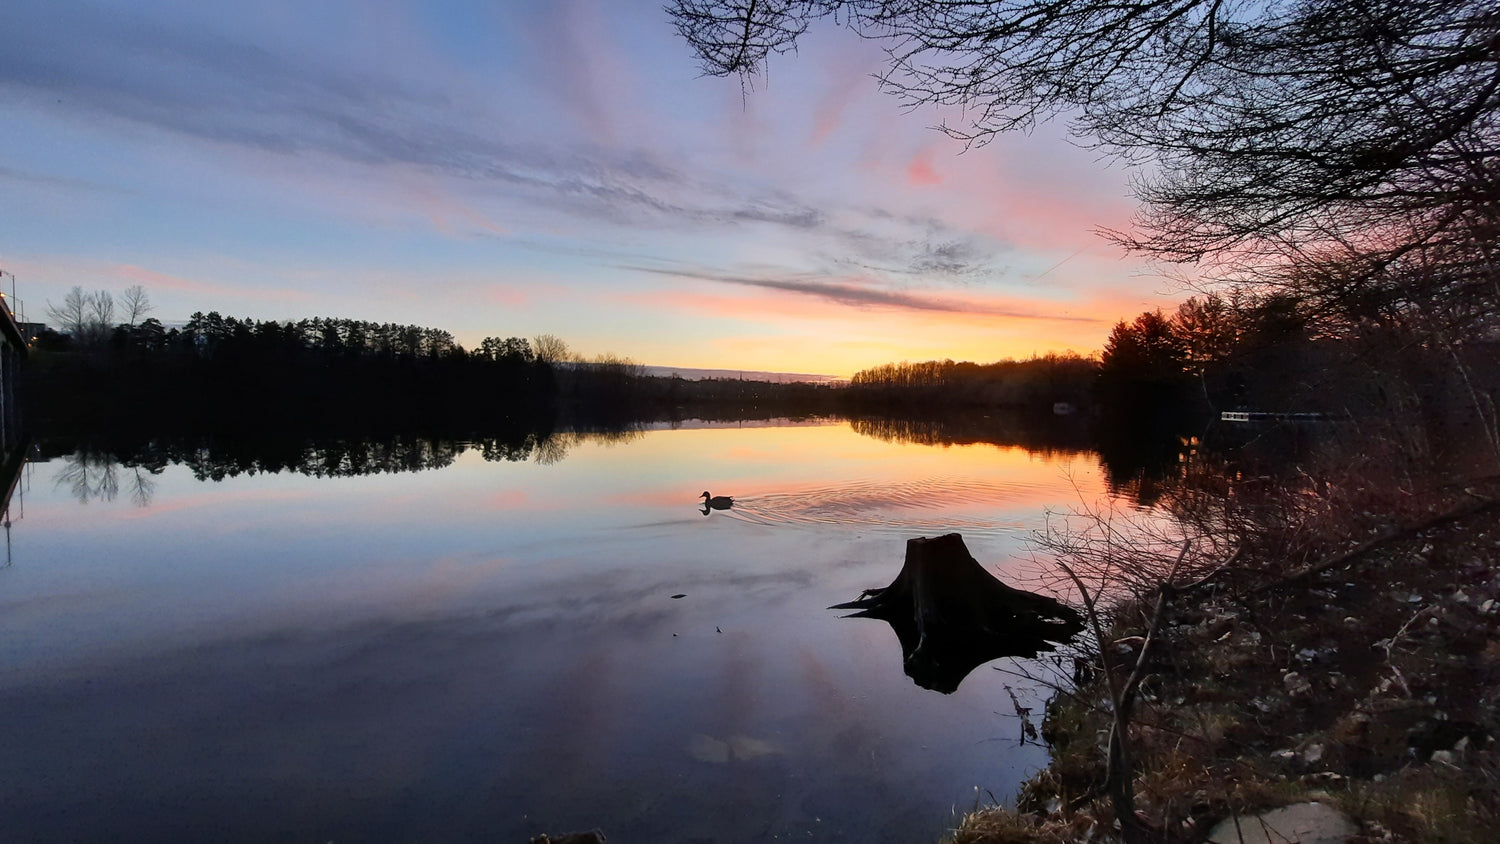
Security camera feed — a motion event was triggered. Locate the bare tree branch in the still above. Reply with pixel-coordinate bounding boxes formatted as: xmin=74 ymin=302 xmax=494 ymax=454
xmin=668 ymin=0 xmax=1500 ymax=327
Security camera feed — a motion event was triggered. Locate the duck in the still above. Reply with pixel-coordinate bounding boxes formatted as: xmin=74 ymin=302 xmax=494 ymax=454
xmin=700 ymin=491 xmax=734 ymax=510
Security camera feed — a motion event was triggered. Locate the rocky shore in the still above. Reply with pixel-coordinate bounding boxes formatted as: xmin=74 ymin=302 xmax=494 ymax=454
xmin=952 ymin=481 xmax=1500 ymax=843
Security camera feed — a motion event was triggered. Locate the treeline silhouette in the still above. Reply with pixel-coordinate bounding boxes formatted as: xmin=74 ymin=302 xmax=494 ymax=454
xmin=846 ymin=353 xmax=1096 ymax=411
xmin=39 ymin=294 xmax=1486 ymax=468
xmin=1101 ymin=293 xmax=1500 ymax=450
xmin=1092 ymin=290 xmax=1500 ymax=501
xmin=560 ymin=371 xmax=844 ymax=423
xmin=31 ymin=296 xmax=1146 ymax=441
xmin=30 ymin=312 xmax=555 ymax=436
xmin=31 ymin=301 xmax=1118 ymax=433
xmin=32 ymin=308 xmax=849 ymax=432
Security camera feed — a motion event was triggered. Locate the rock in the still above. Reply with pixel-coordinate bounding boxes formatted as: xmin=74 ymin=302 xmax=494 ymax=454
xmin=1207 ymin=802 xmax=1356 ymax=844
xmin=1408 ymin=720 xmax=1489 ymax=760
xmin=1430 ymin=749 xmax=1459 ymax=766
xmin=1303 ymin=743 xmax=1325 ymax=764
xmin=1304 ymin=771 xmax=1345 ymax=785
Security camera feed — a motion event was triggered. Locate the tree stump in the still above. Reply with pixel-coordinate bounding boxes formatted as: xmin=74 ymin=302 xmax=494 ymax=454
xmin=831 ymin=533 xmax=1083 ymax=693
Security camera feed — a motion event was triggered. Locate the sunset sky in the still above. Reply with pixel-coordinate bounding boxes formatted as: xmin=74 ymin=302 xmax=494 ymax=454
xmin=0 ymin=0 xmax=1184 ymax=377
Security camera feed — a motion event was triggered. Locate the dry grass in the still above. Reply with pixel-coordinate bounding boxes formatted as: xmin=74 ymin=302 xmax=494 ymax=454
xmin=946 ymin=806 xmax=1093 ymax=844
xmin=1338 ymin=756 xmax=1500 ymax=844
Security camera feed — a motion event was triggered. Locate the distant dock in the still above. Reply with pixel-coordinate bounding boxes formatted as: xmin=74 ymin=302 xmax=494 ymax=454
xmin=1221 ymin=411 xmax=1345 ymax=423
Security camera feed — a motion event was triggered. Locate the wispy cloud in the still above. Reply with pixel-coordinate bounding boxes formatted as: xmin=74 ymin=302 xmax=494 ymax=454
xmin=620 ymin=264 xmax=1102 ymax=322
xmin=0 ymin=165 xmax=123 ymax=195
xmin=0 ymin=0 xmax=1170 ymax=374
xmin=0 ymin=0 xmax=1029 ymax=285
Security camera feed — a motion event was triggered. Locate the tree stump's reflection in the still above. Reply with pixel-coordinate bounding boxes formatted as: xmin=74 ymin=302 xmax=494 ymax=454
xmin=832 ymin=533 xmax=1082 ymax=693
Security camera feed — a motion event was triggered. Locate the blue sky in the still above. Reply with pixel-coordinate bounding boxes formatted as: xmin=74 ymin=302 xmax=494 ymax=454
xmin=0 ymin=0 xmax=1180 ymax=376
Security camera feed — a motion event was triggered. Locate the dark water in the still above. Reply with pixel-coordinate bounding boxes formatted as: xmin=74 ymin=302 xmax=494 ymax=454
xmin=0 ymin=420 xmax=1126 ymax=843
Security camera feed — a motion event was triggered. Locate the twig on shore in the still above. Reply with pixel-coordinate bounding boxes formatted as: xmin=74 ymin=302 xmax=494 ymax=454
xmin=1255 ymin=497 xmax=1500 ymax=594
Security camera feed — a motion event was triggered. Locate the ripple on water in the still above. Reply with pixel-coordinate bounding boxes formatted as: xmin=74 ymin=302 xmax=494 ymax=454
xmin=712 ymin=477 xmax=1040 ymax=537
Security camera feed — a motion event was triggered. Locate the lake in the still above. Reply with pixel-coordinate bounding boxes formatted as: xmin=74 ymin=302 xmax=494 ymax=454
xmin=0 ymin=419 xmax=1127 ymax=843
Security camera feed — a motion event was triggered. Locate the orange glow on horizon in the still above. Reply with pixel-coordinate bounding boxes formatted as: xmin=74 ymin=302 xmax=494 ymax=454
xmin=596 ymin=273 xmax=1139 ymax=377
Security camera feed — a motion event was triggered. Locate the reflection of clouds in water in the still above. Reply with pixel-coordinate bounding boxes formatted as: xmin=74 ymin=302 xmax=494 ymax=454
xmin=12 ymin=422 xmax=1079 ymax=843
xmin=718 ymin=478 xmax=1035 ymax=536
xmin=686 ymin=733 xmax=781 ymax=764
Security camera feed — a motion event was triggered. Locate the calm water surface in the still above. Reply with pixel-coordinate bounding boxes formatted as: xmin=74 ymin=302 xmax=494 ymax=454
xmin=0 ymin=420 xmax=1120 ymax=843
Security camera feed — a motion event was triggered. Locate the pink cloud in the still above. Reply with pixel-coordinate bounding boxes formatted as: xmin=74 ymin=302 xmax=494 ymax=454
xmin=809 ymin=70 xmax=865 ymax=147
xmin=110 ymin=263 xmax=314 ymax=304
xmin=528 ymin=0 xmax=640 ymax=145
xmin=479 ymin=286 xmax=529 ymax=309
xmin=115 ymin=486 xmax=318 ymax=521
xmin=17 ymin=255 xmax=314 ymax=310
xmin=841 ymin=123 xmax=1140 ymax=253
xmin=393 ymin=167 xmax=510 ymax=238
xmin=612 ymin=279 xmax=1111 ymax=331
xmin=906 ymin=146 xmax=943 ymax=186
xmin=485 ymin=489 xmax=532 ymax=509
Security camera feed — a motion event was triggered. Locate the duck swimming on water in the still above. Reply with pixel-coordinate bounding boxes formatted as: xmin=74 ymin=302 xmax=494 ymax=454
xmin=700 ymin=491 xmax=734 ymax=510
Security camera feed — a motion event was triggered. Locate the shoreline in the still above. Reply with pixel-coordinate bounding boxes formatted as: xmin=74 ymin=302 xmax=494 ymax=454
xmin=953 ymin=478 xmax=1500 ymax=843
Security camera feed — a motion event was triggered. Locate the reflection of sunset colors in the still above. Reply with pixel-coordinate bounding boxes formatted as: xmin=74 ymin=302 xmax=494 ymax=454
xmin=1 ymin=0 xmax=1181 ymax=376
xmin=14 ymin=422 xmax=1112 ymax=672
xmin=505 ymin=422 xmax=1106 ymax=536
xmin=6 ymin=424 xmax=1118 ymax=840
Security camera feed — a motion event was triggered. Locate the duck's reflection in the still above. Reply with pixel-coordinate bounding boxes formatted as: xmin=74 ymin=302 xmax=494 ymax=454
xmin=831 ymin=533 xmax=1082 ymax=693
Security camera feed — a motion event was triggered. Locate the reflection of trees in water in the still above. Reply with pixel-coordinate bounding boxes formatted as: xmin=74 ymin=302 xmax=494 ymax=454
xmin=55 ymin=452 xmax=119 ymax=504
xmin=524 ymin=425 xmax=647 ymax=466
xmin=532 ymin=436 xmax=569 ymax=466
xmin=1096 ymin=417 xmax=1362 ymax=512
xmin=849 ymin=412 xmax=1092 ymax=459
xmin=1094 ymin=425 xmax=1191 ymax=508
xmin=128 ymin=467 xmax=157 ymax=507
xmin=478 ymin=434 xmax=541 ymax=464
xmin=476 ymin=425 xmax=646 ymax=466
xmin=847 ymin=409 xmax=1221 ymax=510
xmin=54 ymin=451 xmax=158 ymax=506
xmin=45 ymin=425 xmax=656 ymax=496
xmin=169 ymin=439 xmax=463 ymax=482
xmin=175 ymin=436 xmax=476 ymax=480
